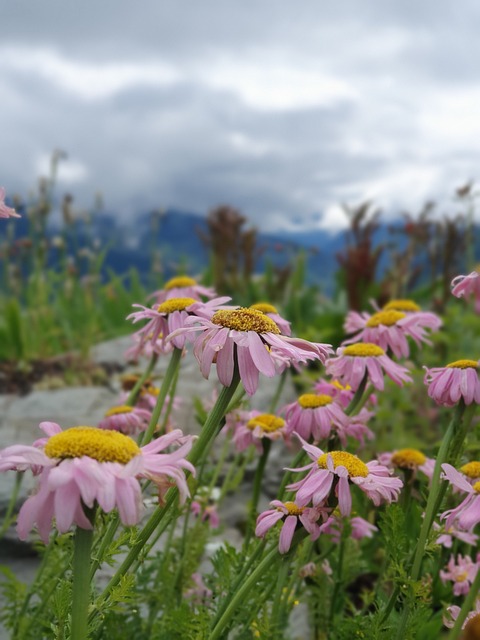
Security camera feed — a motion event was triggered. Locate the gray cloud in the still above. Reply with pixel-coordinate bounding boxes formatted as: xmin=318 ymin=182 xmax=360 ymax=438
xmin=2 ymin=0 xmax=480 ymax=230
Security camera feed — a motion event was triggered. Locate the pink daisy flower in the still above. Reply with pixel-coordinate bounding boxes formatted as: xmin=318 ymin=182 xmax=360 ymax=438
xmin=452 ymin=271 xmax=480 ymax=313
xmin=97 ymin=405 xmax=152 ymax=435
xmin=128 ymin=296 xmax=231 ymax=353
xmin=459 ymin=461 xmax=480 ymax=485
xmin=433 ymin=520 xmax=479 ymax=548
xmin=343 ymin=306 xmax=441 ymax=358
xmin=287 ymin=440 xmax=403 ymax=514
xmin=249 ymin=302 xmax=292 ymax=336
xmin=0 ymin=187 xmax=21 ymax=219
xmin=441 ymin=464 xmax=480 ymax=531
xmin=185 ymin=572 xmax=213 ymax=604
xmin=424 ymin=359 xmax=480 ymax=407
xmin=326 ymin=343 xmax=412 ymax=391
xmin=255 ymin=499 xmax=323 ymax=554
xmin=444 ymin=598 xmax=480 ymax=632
xmin=335 ymin=408 xmax=375 ymax=448
xmin=170 ymin=308 xmax=332 ymax=396
xmin=314 ymin=378 xmax=355 ymax=408
xmin=190 ymin=500 xmax=220 ymax=529
xmin=282 ymin=393 xmax=348 ymax=442
xmin=150 ymin=275 xmax=217 ymax=305
xmin=378 ymin=448 xmax=435 ymax=481
xmin=440 ymin=553 xmax=479 ymax=596
xmin=229 ymin=410 xmax=291 ymax=452
xmin=0 ymin=422 xmax=195 ymax=542
xmin=319 ymin=513 xmax=378 ymax=543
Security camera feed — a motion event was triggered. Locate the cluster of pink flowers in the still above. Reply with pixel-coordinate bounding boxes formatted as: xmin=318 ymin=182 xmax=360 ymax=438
xmin=344 ymin=300 xmax=442 ymax=358
xmin=0 ymin=422 xmax=195 ymax=541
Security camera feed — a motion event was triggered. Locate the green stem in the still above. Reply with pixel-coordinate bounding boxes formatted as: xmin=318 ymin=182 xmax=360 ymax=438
xmin=271 ymin=556 xmax=291 ymax=629
xmin=209 ymin=545 xmax=279 ymax=640
xmin=344 ymin=374 xmax=368 ymax=416
xmin=0 ymin=472 xmax=23 ymax=539
xmin=244 ymin=439 xmax=272 ymax=549
xmin=92 ymin=372 xmax=241 ymax=613
xmin=71 ymin=526 xmax=94 ymax=640
xmin=89 ymin=514 xmax=119 ymax=581
xmin=447 ymin=563 xmax=480 ymax=639
xmin=410 ymin=402 xmax=466 ymax=581
xmin=269 ymin=369 xmax=288 ymax=413
xmin=159 ymin=361 xmax=180 ymax=433
xmin=125 ymin=354 xmax=158 ymax=406
xmin=138 ymin=347 xmax=182 ymax=445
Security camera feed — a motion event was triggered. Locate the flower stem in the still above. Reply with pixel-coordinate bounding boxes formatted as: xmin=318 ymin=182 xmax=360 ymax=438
xmin=139 ymin=347 xmax=182 ymax=445
xmin=92 ymin=372 xmax=241 ymax=613
xmin=447 ymin=564 xmax=480 ymax=639
xmin=244 ymin=438 xmax=272 ymax=549
xmin=269 ymin=369 xmax=288 ymax=413
xmin=71 ymin=526 xmax=94 ymax=640
xmin=125 ymin=353 xmax=158 ymax=406
xmin=345 ymin=374 xmax=368 ymax=416
xmin=0 ymin=471 xmax=23 ymax=539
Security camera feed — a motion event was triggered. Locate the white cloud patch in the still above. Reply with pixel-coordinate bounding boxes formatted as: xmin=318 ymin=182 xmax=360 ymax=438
xmin=0 ymin=47 xmax=180 ymax=101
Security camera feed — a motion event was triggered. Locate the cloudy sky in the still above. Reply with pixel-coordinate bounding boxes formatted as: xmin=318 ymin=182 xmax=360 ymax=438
xmin=2 ymin=1 xmax=480 ymax=231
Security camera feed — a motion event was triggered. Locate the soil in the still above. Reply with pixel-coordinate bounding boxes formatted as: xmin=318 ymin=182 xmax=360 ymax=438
xmin=0 ymin=354 xmax=124 ymax=395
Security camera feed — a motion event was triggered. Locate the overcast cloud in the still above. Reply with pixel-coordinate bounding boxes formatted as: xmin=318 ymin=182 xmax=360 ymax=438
xmin=2 ymin=1 xmax=480 ymax=231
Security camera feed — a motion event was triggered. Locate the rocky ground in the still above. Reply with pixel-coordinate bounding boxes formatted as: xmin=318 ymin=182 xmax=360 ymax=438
xmin=0 ymin=336 xmax=308 ymax=638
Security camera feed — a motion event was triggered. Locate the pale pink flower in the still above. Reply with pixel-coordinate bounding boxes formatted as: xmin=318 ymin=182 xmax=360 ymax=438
xmin=185 ymin=572 xmax=213 ymax=604
xmin=150 ymin=275 xmax=217 ymax=305
xmin=299 ymin=561 xmax=318 ymax=578
xmin=444 ymin=598 xmax=480 ymax=631
xmin=441 ymin=464 xmax=480 ymax=531
xmin=378 ymin=448 xmax=435 ymax=481
xmin=335 ymin=408 xmax=375 ymax=448
xmin=287 ymin=439 xmax=403 ymax=514
xmin=0 ymin=187 xmax=20 ymax=219
xmin=326 ymin=343 xmax=412 ymax=391
xmin=344 ymin=306 xmax=441 ymax=358
xmin=97 ymin=405 xmax=152 ymax=435
xmin=314 ymin=379 xmax=355 ymax=408
xmin=424 ymin=359 xmax=480 ymax=406
xmin=0 ymin=423 xmax=195 ymax=542
xmin=433 ymin=520 xmax=479 ymax=548
xmin=170 ymin=308 xmax=332 ymax=396
xmin=282 ymin=393 xmax=348 ymax=442
xmin=190 ymin=501 xmax=220 ymax=528
xmin=229 ymin=410 xmax=292 ymax=452
xmin=452 ymin=271 xmax=480 ymax=313
xmin=319 ymin=513 xmax=378 ymax=543
xmin=128 ymin=296 xmax=231 ymax=353
xmin=249 ymin=302 xmax=291 ymax=336
xmin=440 ymin=553 xmax=479 ymax=596
xmin=255 ymin=499 xmax=323 ymax=554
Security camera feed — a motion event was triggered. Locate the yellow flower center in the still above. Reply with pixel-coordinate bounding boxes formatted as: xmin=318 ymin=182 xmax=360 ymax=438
xmin=298 ymin=394 xmax=333 ymax=408
xmin=246 ymin=414 xmax=285 ymax=433
xmin=382 ymin=299 xmax=421 ymax=313
xmin=317 ymin=451 xmax=369 ymax=478
xmin=44 ymin=427 xmax=141 ymax=464
xmin=455 ymin=571 xmax=469 ymax=582
xmin=249 ymin=302 xmax=278 ymax=314
xmin=281 ymin=502 xmax=305 ymax=516
xmin=105 ymin=405 xmax=134 ymax=417
xmin=460 ymin=462 xmax=480 ymax=479
xmin=473 ymin=481 xmax=480 ymax=494
xmin=366 ymin=310 xmax=406 ymax=328
xmin=446 ymin=359 xmax=479 ymax=369
xmin=157 ymin=297 xmax=197 ymax=314
xmin=143 ymin=385 xmax=160 ymax=397
xmin=463 ymin=613 xmax=480 ymax=640
xmin=391 ymin=448 xmax=426 ymax=469
xmin=331 ymin=380 xmax=351 ymax=391
xmin=165 ymin=276 xmax=196 ymax=290
xmin=212 ymin=308 xmax=280 ymax=334
xmin=343 ymin=343 xmax=385 ymax=357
